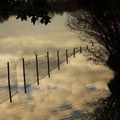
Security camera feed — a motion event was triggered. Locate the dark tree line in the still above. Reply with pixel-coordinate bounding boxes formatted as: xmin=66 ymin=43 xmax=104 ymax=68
xmin=0 ymin=0 xmax=80 ymax=24
xmin=0 ymin=0 xmax=51 ymax=25
xmin=67 ymin=0 xmax=120 ymax=95
xmin=67 ymin=0 xmax=120 ymax=119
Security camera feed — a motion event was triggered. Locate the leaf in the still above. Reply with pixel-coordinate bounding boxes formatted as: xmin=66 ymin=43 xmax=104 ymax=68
xmin=31 ymin=16 xmax=37 ymax=25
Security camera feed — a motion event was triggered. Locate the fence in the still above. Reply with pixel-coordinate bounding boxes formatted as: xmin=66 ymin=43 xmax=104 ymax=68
xmin=0 ymin=46 xmax=89 ymax=104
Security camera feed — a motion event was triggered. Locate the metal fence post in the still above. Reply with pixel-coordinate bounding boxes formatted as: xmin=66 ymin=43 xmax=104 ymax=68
xmin=80 ymin=46 xmax=82 ymax=53
xmin=7 ymin=62 xmax=12 ymax=103
xmin=66 ymin=49 xmax=68 ymax=64
xmin=57 ymin=51 xmax=60 ymax=70
xmin=47 ymin=51 xmax=50 ymax=78
xmin=86 ymin=45 xmax=88 ymax=50
xmin=73 ymin=48 xmax=75 ymax=58
xmin=35 ymin=54 xmax=39 ymax=85
xmin=22 ymin=58 xmax=27 ymax=93
xmin=91 ymin=42 xmax=94 ymax=47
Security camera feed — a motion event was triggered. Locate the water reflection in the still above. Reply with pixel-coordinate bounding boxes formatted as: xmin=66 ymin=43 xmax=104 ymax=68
xmin=0 ymin=0 xmax=80 ymax=24
xmin=0 ymin=0 xmax=120 ymax=119
xmin=83 ymin=95 xmax=120 ymax=120
xmin=0 ymin=55 xmax=112 ymax=120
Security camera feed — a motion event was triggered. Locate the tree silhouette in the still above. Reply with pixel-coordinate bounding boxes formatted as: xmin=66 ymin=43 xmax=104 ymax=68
xmin=0 ymin=0 xmax=51 ymax=25
xmin=67 ymin=0 xmax=120 ymax=119
xmin=0 ymin=0 xmax=82 ymax=24
xmin=67 ymin=0 xmax=120 ymax=96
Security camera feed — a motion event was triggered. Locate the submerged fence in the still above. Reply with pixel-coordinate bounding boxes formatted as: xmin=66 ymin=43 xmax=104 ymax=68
xmin=0 ymin=46 xmax=88 ymax=104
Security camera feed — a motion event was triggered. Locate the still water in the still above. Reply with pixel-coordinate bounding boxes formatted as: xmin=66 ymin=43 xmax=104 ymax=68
xmin=0 ymin=12 xmax=113 ymax=120
xmin=0 ymin=13 xmax=80 ymax=65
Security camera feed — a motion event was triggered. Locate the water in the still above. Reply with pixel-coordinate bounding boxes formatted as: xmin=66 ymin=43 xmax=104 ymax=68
xmin=0 ymin=54 xmax=112 ymax=120
xmin=0 ymin=1 xmax=114 ymax=119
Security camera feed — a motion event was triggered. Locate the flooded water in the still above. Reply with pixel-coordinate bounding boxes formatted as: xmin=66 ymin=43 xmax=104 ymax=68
xmin=0 ymin=1 xmax=114 ymax=120
xmin=0 ymin=13 xmax=80 ymax=65
xmin=0 ymin=53 xmax=112 ymax=120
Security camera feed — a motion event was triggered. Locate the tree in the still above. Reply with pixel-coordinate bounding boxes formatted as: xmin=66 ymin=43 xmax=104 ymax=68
xmin=67 ymin=0 xmax=120 ymax=96
xmin=0 ymin=0 xmax=51 ymax=25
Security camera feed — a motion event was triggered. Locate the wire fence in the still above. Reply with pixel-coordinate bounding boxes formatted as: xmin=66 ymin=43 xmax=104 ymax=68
xmin=0 ymin=46 xmax=88 ymax=104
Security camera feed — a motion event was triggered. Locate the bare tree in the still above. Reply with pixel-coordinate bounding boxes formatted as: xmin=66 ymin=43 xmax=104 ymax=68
xmin=67 ymin=0 xmax=120 ymax=95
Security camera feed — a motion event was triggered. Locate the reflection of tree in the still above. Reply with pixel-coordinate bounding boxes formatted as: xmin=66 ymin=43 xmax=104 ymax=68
xmin=81 ymin=95 xmax=120 ymax=120
xmin=85 ymin=46 xmax=109 ymax=65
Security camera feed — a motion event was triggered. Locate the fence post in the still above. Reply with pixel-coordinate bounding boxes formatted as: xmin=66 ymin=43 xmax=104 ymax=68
xmin=57 ymin=50 xmax=60 ymax=70
xmin=47 ymin=51 xmax=50 ymax=78
xmin=86 ymin=45 xmax=88 ymax=50
xmin=66 ymin=49 xmax=68 ymax=64
xmin=7 ymin=62 xmax=12 ymax=103
xmin=22 ymin=58 xmax=27 ymax=94
xmin=91 ymin=42 xmax=94 ymax=47
xmin=80 ymin=46 xmax=82 ymax=53
xmin=35 ymin=54 xmax=39 ymax=85
xmin=73 ymin=48 xmax=75 ymax=58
